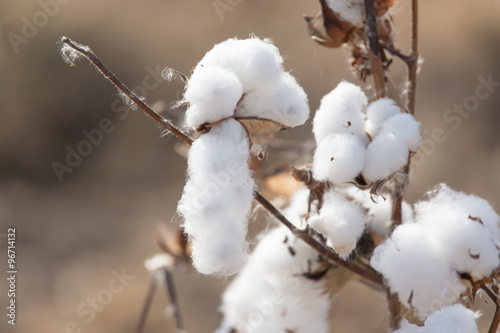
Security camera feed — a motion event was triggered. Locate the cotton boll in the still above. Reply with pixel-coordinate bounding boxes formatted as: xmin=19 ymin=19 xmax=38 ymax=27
xmin=308 ymin=189 xmax=366 ymax=258
xmin=184 ymin=65 xmax=243 ymax=128
xmin=282 ymin=187 xmax=311 ymax=229
xmin=325 ymin=0 xmax=364 ymax=26
xmin=177 ymin=119 xmax=254 ymax=276
xmin=235 ymin=72 xmax=310 ymax=128
xmin=345 ymin=186 xmax=414 ymax=237
xmin=365 ymin=97 xmax=401 ymax=138
xmin=381 ymin=113 xmax=422 ymax=151
xmin=196 ymin=38 xmax=284 ymax=91
xmin=362 ymin=133 xmax=409 ymax=183
xmin=312 ymin=133 xmax=366 ymax=184
xmin=371 ymin=223 xmax=466 ymax=319
xmin=216 ymin=225 xmax=331 ymax=333
xmin=313 ymin=81 xmax=369 ymax=143
xmin=415 ymin=184 xmax=500 ymax=279
xmin=424 ymin=304 xmax=479 ymax=333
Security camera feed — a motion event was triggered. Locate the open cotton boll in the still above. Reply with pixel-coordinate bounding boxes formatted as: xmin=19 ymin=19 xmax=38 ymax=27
xmin=196 ymin=37 xmax=284 ymax=91
xmin=424 ymin=304 xmax=479 ymax=333
xmin=308 ymin=189 xmax=366 ymax=258
xmin=184 ymin=65 xmax=243 ymax=129
xmin=371 ymin=223 xmax=466 ymax=319
xmin=312 ymin=133 xmax=366 ymax=184
xmin=381 ymin=113 xmax=422 ymax=151
xmin=177 ymin=119 xmax=253 ymax=276
xmin=415 ymin=184 xmax=500 ymax=279
xmin=235 ymin=72 xmax=309 ymax=127
xmin=344 ymin=186 xmax=414 ymax=237
xmin=365 ymin=97 xmax=401 ymax=138
xmin=216 ymin=226 xmax=330 ymax=333
xmin=362 ymin=133 xmax=409 ymax=183
xmin=325 ymin=0 xmax=364 ymax=26
xmin=313 ymin=81 xmax=369 ymax=143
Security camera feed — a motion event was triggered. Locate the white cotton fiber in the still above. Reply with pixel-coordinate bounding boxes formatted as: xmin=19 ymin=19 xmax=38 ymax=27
xmin=345 ymin=186 xmax=414 ymax=237
xmin=216 ymin=190 xmax=330 ymax=333
xmin=381 ymin=113 xmax=422 ymax=151
xmin=370 ymin=223 xmax=466 ymax=319
xmin=325 ymin=0 xmax=365 ymax=26
xmin=362 ymin=133 xmax=409 ymax=182
xmin=235 ymin=72 xmax=309 ymax=127
xmin=312 ymin=133 xmax=366 ymax=184
xmin=184 ymin=65 xmax=243 ymax=129
xmin=308 ymin=189 xmax=366 ymax=259
xmin=313 ymin=81 xmax=369 ymax=143
xmin=177 ymin=119 xmax=254 ymax=276
xmin=424 ymin=304 xmax=479 ymax=333
xmin=365 ymin=97 xmax=401 ymax=139
xmin=414 ymin=184 xmax=500 ymax=280
xmin=196 ymin=38 xmax=284 ymax=91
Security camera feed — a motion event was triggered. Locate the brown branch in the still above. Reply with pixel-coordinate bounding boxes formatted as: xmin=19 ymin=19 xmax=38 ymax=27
xmin=134 ymin=274 xmax=159 ymax=333
xmin=406 ymin=0 xmax=419 ymax=115
xmin=61 ymin=36 xmax=386 ymax=291
xmin=60 ymin=37 xmax=193 ymax=145
xmin=364 ymin=0 xmax=386 ymax=98
xmin=164 ymin=269 xmax=185 ymax=333
xmin=481 ymin=285 xmax=500 ymax=333
xmin=386 ymin=289 xmax=402 ymax=330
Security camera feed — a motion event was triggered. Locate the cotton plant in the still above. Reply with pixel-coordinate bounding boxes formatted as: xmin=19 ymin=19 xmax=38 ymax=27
xmin=60 ymin=0 xmax=500 ymax=332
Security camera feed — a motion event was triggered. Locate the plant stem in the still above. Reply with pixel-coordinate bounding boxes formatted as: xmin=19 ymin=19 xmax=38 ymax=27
xmin=364 ymin=0 xmax=386 ymax=98
xmin=61 ymin=35 xmax=385 ymax=291
xmin=406 ymin=0 xmax=419 ymax=115
xmin=164 ymin=269 xmax=186 ymax=333
xmin=134 ymin=273 xmax=159 ymax=333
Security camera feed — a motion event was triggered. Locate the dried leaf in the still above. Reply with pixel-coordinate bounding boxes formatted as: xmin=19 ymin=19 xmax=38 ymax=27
xmin=236 ymin=117 xmax=290 ymax=145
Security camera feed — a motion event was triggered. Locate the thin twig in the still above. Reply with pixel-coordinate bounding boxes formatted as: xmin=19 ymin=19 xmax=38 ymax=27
xmin=406 ymin=0 xmax=419 ymax=115
xmin=134 ymin=273 xmax=159 ymax=333
xmin=60 ymin=36 xmax=385 ymax=290
xmin=481 ymin=285 xmax=500 ymax=333
xmin=364 ymin=0 xmax=386 ymax=98
xmin=60 ymin=37 xmax=193 ymax=145
xmin=386 ymin=289 xmax=401 ymax=330
xmin=164 ymin=269 xmax=186 ymax=333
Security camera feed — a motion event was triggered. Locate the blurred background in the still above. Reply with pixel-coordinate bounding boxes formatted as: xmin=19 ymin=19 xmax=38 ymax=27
xmin=1 ymin=0 xmax=500 ymax=332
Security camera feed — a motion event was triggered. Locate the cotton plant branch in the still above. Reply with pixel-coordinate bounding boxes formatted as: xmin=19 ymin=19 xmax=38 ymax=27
xmin=364 ymin=0 xmax=386 ymax=99
xmin=164 ymin=268 xmax=185 ymax=333
xmin=60 ymin=36 xmax=385 ymax=290
xmin=134 ymin=273 xmax=159 ymax=333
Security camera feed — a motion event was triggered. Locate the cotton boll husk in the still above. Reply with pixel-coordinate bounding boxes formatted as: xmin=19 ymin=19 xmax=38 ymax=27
xmin=424 ymin=304 xmax=479 ymax=333
xmin=325 ymin=0 xmax=364 ymax=26
xmin=371 ymin=223 xmax=466 ymax=319
xmin=196 ymin=38 xmax=283 ymax=91
xmin=415 ymin=184 xmax=500 ymax=279
xmin=381 ymin=113 xmax=422 ymax=151
xmin=217 ymin=193 xmax=331 ymax=333
xmin=235 ymin=72 xmax=309 ymax=127
xmin=362 ymin=133 xmax=409 ymax=183
xmin=308 ymin=189 xmax=366 ymax=258
xmin=313 ymin=81 xmax=369 ymax=143
xmin=184 ymin=65 xmax=243 ymax=128
xmin=177 ymin=119 xmax=253 ymax=276
xmin=312 ymin=133 xmax=366 ymax=184
xmin=344 ymin=186 xmax=414 ymax=237
xmin=365 ymin=97 xmax=401 ymax=138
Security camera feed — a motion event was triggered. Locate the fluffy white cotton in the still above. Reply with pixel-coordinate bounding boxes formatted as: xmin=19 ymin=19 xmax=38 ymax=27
xmin=216 ymin=190 xmax=330 ymax=333
xmin=414 ymin=184 xmax=500 ymax=280
xmin=312 ymin=133 xmax=366 ymax=184
xmin=365 ymin=97 xmax=401 ymax=139
xmin=325 ymin=0 xmax=364 ymax=26
xmin=196 ymin=38 xmax=284 ymax=91
xmin=362 ymin=133 xmax=409 ymax=182
xmin=177 ymin=119 xmax=254 ymax=276
xmin=235 ymin=72 xmax=309 ymax=127
xmin=308 ymin=189 xmax=366 ymax=258
xmin=371 ymin=223 xmax=466 ymax=319
xmin=313 ymin=81 xmax=369 ymax=143
xmin=381 ymin=113 xmax=422 ymax=151
xmin=345 ymin=186 xmax=414 ymax=237
xmin=395 ymin=304 xmax=480 ymax=333
xmin=184 ymin=65 xmax=243 ymax=129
